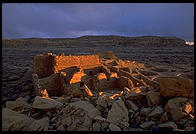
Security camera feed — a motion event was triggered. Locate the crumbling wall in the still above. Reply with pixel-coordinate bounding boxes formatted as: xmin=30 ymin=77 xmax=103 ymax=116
xmin=33 ymin=53 xmax=53 ymax=78
xmin=53 ymin=55 xmax=102 ymax=73
xmin=39 ymin=73 xmax=62 ymax=96
xmin=34 ymin=54 xmax=102 ymax=79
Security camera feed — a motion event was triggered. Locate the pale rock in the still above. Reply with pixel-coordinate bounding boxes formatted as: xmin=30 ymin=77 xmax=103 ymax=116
xmin=109 ymin=123 xmax=122 ymax=131
xmin=93 ymin=115 xmax=107 ymax=122
xmin=2 ymin=108 xmax=34 ymax=131
xmin=32 ymin=96 xmax=63 ymax=110
xmin=155 ymin=77 xmax=193 ymax=98
xmin=158 ymin=121 xmax=177 ymax=130
xmin=125 ymin=100 xmax=139 ymax=111
xmin=146 ymin=91 xmax=161 ymax=108
xmin=148 ymin=106 xmax=164 ymax=118
xmin=6 ymin=97 xmax=31 ymax=112
xmin=140 ymin=122 xmax=155 ymax=129
xmin=27 ymin=117 xmax=49 ymax=131
xmin=93 ymin=122 xmax=101 ymax=131
xmin=140 ymin=108 xmax=151 ymax=116
xmin=107 ymin=100 xmax=129 ymax=125
xmin=183 ymin=127 xmax=194 ymax=131
xmin=70 ymin=100 xmax=101 ymax=118
xmin=52 ymin=96 xmax=69 ymax=104
xmin=164 ymin=97 xmax=192 ymax=121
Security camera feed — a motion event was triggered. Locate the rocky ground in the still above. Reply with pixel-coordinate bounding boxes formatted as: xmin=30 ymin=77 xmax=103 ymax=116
xmin=2 ymin=38 xmax=194 ymax=131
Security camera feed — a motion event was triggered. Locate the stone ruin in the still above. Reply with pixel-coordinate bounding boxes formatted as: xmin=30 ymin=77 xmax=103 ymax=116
xmin=32 ymin=51 xmax=143 ymax=98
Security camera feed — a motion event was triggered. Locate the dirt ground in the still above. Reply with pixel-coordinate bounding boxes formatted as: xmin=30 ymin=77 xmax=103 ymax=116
xmin=2 ymin=43 xmax=194 ymax=107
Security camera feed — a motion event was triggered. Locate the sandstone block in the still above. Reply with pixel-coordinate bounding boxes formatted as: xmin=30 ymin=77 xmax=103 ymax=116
xmin=6 ymin=97 xmax=31 ymax=113
xmin=27 ymin=117 xmax=49 ymax=131
xmin=146 ymin=91 xmax=161 ymax=108
xmin=39 ymin=73 xmax=61 ymax=96
xmin=107 ymin=100 xmax=129 ymax=125
xmin=148 ymin=106 xmax=164 ymax=118
xmin=32 ymin=96 xmax=63 ymax=110
xmin=70 ymin=101 xmax=101 ymax=118
xmin=2 ymin=108 xmax=35 ymax=131
xmin=155 ymin=77 xmax=194 ymax=98
xmin=164 ymin=97 xmax=192 ymax=121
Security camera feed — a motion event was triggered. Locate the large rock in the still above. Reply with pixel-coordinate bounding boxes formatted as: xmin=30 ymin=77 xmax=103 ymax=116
xmin=146 ymin=91 xmax=161 ymax=108
xmin=2 ymin=108 xmax=34 ymax=131
xmin=125 ymin=100 xmax=139 ymax=111
xmin=70 ymin=100 xmax=101 ymax=118
xmin=39 ymin=73 xmax=62 ymax=96
xmin=27 ymin=117 xmax=49 ymax=131
xmin=140 ymin=108 xmax=151 ymax=116
xmin=6 ymin=97 xmax=31 ymax=112
xmin=107 ymin=100 xmax=129 ymax=125
xmin=148 ymin=106 xmax=164 ymax=118
xmin=155 ymin=77 xmax=194 ymax=98
xmin=164 ymin=97 xmax=192 ymax=121
xmin=32 ymin=96 xmax=63 ymax=110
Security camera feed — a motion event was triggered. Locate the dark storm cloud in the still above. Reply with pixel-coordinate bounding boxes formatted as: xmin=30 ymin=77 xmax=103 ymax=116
xmin=2 ymin=3 xmax=194 ymax=40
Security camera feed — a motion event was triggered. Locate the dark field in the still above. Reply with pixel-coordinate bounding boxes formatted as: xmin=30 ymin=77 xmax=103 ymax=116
xmin=2 ymin=42 xmax=194 ymax=107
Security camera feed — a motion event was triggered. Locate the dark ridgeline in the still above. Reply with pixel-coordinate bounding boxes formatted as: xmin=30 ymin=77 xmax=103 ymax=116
xmin=2 ymin=35 xmax=186 ymax=47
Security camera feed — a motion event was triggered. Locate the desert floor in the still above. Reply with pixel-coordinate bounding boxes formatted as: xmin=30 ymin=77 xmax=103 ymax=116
xmin=2 ymin=44 xmax=194 ymax=107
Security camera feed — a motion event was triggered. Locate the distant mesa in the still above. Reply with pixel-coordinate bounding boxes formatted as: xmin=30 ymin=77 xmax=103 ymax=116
xmin=2 ymin=35 xmax=187 ymax=47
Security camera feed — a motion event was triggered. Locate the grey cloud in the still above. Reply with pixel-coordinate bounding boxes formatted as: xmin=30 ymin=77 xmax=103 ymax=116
xmin=2 ymin=3 xmax=194 ymax=40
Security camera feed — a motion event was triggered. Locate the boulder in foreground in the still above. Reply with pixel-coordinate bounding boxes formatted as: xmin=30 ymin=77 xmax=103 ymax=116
xmin=164 ymin=97 xmax=192 ymax=121
xmin=155 ymin=77 xmax=193 ymax=98
xmin=2 ymin=108 xmax=34 ymax=131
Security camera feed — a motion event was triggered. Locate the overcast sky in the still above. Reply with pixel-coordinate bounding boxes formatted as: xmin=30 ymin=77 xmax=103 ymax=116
xmin=2 ymin=3 xmax=194 ymax=40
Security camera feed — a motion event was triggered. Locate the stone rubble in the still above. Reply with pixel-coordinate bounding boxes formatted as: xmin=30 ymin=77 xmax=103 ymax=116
xmin=2 ymin=52 xmax=194 ymax=131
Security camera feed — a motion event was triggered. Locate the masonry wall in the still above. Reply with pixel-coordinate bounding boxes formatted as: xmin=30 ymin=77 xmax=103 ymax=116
xmin=53 ymin=55 xmax=102 ymax=73
xmin=33 ymin=54 xmax=53 ymax=78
